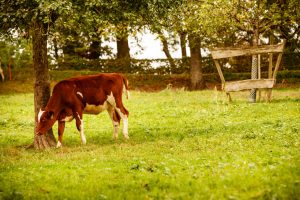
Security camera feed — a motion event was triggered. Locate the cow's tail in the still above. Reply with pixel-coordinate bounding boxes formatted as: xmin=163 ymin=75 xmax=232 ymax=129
xmin=122 ymin=75 xmax=130 ymax=99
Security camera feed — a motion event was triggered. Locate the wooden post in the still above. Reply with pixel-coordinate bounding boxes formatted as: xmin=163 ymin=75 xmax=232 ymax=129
xmin=267 ymin=35 xmax=274 ymax=102
xmin=258 ymin=40 xmax=262 ymax=102
xmin=249 ymin=54 xmax=258 ymax=102
xmin=249 ymin=26 xmax=259 ymax=103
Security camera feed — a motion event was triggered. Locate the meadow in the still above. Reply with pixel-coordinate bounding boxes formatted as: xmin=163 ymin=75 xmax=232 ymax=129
xmin=0 ymin=87 xmax=300 ymax=199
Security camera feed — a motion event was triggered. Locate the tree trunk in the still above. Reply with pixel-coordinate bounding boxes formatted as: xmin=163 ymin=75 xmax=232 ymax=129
xmin=32 ymin=19 xmax=56 ymax=149
xmin=89 ymin=40 xmax=101 ymax=59
xmin=116 ymin=26 xmax=131 ymax=71
xmin=53 ymin=38 xmax=59 ymax=61
xmin=159 ymin=34 xmax=176 ymax=74
xmin=179 ymin=32 xmax=187 ymax=58
xmin=116 ymin=36 xmax=130 ymax=59
xmin=188 ymin=33 xmax=205 ymax=90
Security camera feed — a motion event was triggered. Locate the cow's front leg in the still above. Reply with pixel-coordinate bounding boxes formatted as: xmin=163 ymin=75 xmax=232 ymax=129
xmin=74 ymin=111 xmax=86 ymax=145
xmin=57 ymin=120 xmax=65 ymax=148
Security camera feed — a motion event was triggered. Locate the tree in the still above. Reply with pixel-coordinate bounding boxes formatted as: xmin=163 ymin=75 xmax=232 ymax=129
xmin=139 ymin=0 xmax=183 ymax=74
xmin=51 ymin=5 xmax=110 ymax=62
xmin=32 ymin=18 xmax=57 ymax=148
xmin=88 ymin=0 xmax=147 ymax=68
xmin=170 ymin=1 xmax=210 ymax=90
xmin=179 ymin=32 xmax=187 ymax=58
xmin=163 ymin=0 xmax=216 ymax=89
xmin=157 ymin=31 xmax=176 ymax=72
xmin=0 ymin=0 xmax=72 ymax=149
xmin=229 ymin=0 xmax=300 ymax=47
xmin=116 ymin=24 xmax=131 ymax=69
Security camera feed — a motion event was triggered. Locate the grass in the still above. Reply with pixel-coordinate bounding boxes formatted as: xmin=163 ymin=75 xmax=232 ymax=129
xmin=0 ymin=86 xmax=300 ymax=199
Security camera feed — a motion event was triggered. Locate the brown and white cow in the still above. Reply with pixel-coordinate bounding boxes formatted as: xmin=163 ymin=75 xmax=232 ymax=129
xmin=36 ymin=73 xmax=129 ymax=147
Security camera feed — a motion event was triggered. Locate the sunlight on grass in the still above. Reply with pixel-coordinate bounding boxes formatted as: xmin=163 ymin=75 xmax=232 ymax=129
xmin=0 ymin=89 xmax=300 ymax=199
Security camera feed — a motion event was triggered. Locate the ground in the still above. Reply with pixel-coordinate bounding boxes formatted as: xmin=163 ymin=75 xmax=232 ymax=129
xmin=0 ymin=81 xmax=299 ymax=199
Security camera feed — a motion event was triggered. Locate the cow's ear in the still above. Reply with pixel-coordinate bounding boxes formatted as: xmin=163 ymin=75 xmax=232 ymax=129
xmin=46 ymin=111 xmax=54 ymax=119
xmin=49 ymin=111 xmax=54 ymax=119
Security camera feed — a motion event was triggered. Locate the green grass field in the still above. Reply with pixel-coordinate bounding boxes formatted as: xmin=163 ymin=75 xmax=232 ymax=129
xmin=1 ymin=88 xmax=300 ymax=199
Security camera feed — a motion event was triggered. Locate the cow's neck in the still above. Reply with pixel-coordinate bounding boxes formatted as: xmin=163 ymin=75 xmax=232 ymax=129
xmin=45 ymin=94 xmax=64 ymax=119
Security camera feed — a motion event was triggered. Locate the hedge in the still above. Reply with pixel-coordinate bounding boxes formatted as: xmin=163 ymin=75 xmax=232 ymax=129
xmin=51 ymin=53 xmax=300 ymax=75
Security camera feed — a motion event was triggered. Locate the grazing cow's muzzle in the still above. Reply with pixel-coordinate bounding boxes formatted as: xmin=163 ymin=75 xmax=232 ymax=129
xmin=36 ymin=109 xmax=56 ymax=135
xmin=35 ymin=125 xmax=47 ymax=135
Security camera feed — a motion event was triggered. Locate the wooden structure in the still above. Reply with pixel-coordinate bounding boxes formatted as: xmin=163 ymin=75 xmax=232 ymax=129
xmin=210 ymin=40 xmax=285 ymax=102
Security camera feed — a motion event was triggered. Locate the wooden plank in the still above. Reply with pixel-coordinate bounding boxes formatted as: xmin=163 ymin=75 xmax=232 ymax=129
xmin=210 ymin=42 xmax=285 ymax=59
xmin=272 ymin=53 xmax=283 ymax=80
xmin=268 ymin=53 xmax=273 ymax=78
xmin=258 ymin=53 xmax=262 ymax=101
xmin=213 ymin=60 xmax=225 ymax=83
xmin=213 ymin=60 xmax=226 ymax=89
xmin=267 ymin=53 xmax=274 ymax=102
xmin=224 ymin=79 xmax=275 ymax=92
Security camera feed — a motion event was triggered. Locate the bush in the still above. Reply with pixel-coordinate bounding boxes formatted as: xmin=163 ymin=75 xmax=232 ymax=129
xmin=50 ymin=53 xmax=300 ymax=75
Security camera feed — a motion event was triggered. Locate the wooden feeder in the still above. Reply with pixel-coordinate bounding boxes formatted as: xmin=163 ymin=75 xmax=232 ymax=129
xmin=210 ymin=40 xmax=285 ymax=102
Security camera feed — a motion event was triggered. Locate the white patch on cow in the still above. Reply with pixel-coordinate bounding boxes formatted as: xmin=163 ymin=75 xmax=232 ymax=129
xmin=56 ymin=141 xmax=62 ymax=148
xmin=84 ymin=102 xmax=108 ymax=114
xmin=83 ymin=93 xmax=116 ymax=115
xmin=38 ymin=109 xmax=45 ymax=123
xmin=77 ymin=112 xmax=86 ymax=145
xmin=106 ymin=92 xmax=116 ymax=107
xmin=61 ymin=115 xmax=74 ymax=122
xmin=77 ymin=112 xmax=81 ymax=121
xmin=77 ymin=92 xmax=83 ymax=98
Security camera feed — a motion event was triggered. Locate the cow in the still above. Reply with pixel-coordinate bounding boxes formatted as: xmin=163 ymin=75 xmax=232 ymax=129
xmin=36 ymin=73 xmax=129 ymax=147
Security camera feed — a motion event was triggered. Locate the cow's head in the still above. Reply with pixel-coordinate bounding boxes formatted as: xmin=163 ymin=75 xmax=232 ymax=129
xmin=36 ymin=109 xmax=56 ymax=135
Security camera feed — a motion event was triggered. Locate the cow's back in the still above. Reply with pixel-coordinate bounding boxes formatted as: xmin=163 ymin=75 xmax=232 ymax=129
xmin=53 ymin=73 xmax=124 ymax=106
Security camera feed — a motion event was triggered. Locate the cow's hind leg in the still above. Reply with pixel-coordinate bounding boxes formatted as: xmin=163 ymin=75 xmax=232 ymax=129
xmin=74 ymin=111 xmax=86 ymax=145
xmin=107 ymin=105 xmax=121 ymax=140
xmin=107 ymin=93 xmax=129 ymax=139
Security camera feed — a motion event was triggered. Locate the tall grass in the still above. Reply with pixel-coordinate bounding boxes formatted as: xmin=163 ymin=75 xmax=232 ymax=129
xmin=0 ymin=89 xmax=300 ymax=199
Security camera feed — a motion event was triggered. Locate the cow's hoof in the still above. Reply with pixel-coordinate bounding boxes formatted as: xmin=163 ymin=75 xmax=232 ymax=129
xmin=113 ymin=134 xmax=118 ymax=140
xmin=56 ymin=141 xmax=62 ymax=148
xmin=81 ymin=136 xmax=87 ymax=145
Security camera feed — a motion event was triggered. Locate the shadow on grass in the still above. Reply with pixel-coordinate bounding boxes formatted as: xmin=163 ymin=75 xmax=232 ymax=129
xmin=6 ymin=125 xmax=214 ymax=153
